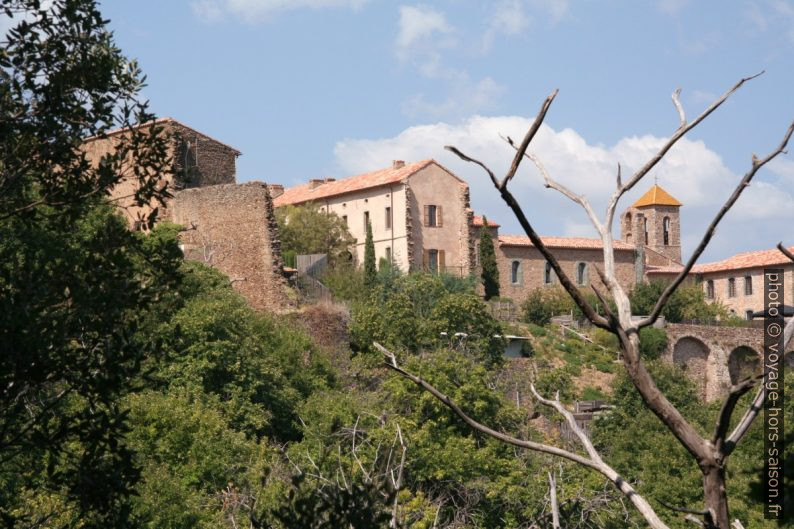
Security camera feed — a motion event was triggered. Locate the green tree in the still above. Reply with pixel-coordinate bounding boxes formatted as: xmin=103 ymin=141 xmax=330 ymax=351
xmin=0 ymin=2 xmax=179 ymax=524
xmin=478 ymin=217 xmax=500 ymax=300
xmin=275 ymin=203 xmax=354 ymax=263
xmin=630 ymin=280 xmax=726 ymax=323
xmin=363 ymin=219 xmax=376 ymax=288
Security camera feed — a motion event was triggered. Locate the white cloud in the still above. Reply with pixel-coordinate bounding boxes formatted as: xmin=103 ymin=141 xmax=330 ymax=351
xmin=191 ymin=0 xmax=368 ymax=22
xmin=401 ymin=77 xmax=504 ymax=120
xmin=481 ymin=0 xmax=531 ymax=52
xmin=334 ymin=115 xmax=793 ymax=261
xmin=395 ymin=4 xmax=453 ymax=60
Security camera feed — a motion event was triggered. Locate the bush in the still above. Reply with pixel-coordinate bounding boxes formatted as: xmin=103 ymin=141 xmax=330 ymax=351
xmin=521 ymin=287 xmax=576 ymax=325
xmin=630 ymin=281 xmax=726 ymax=323
xmin=638 ymin=327 xmax=668 ymax=360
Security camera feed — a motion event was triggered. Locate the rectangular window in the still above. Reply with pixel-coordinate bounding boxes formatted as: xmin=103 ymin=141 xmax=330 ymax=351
xmin=385 ymin=246 xmax=391 ymax=262
xmin=363 ymin=211 xmax=369 ymax=231
xmin=728 ymin=277 xmax=736 ymax=298
xmin=423 ymin=249 xmax=445 ymax=273
xmin=744 ymin=275 xmax=753 ymax=296
xmin=428 ymin=249 xmax=438 ymax=271
xmin=427 ymin=205 xmax=437 ymax=227
xmin=706 ymin=280 xmax=714 ymax=299
xmin=385 ymin=207 xmax=391 ymax=229
xmin=342 ymin=215 xmax=348 ymax=226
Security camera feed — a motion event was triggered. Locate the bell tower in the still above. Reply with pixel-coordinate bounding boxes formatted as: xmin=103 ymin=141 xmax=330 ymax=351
xmin=620 ymin=184 xmax=682 ymax=266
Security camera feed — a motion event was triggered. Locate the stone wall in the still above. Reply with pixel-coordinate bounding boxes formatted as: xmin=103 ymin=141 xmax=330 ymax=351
xmin=81 ymin=118 xmax=238 ymax=228
xmin=170 ymin=182 xmax=293 ymax=313
xmin=698 ymin=266 xmax=794 ymax=316
xmin=169 ymin=121 xmax=238 ymax=189
xmin=664 ymin=323 xmax=771 ymax=401
xmin=495 ymin=245 xmax=637 ymax=306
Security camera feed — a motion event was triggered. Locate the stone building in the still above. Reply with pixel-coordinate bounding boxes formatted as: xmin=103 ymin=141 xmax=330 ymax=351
xmin=272 ymin=160 xmax=473 ymax=275
xmin=82 ymin=117 xmax=240 ymax=228
xmin=619 ymin=184 xmax=683 ymax=267
xmin=82 ymin=118 xmax=292 ymax=312
xmin=691 ymin=247 xmax=794 ymax=318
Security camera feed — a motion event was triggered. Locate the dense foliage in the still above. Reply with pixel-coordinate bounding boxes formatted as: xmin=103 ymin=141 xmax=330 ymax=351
xmin=349 ymin=272 xmax=506 ymax=365
xmin=275 ymin=203 xmax=355 ymax=266
xmin=364 ymin=219 xmax=377 ymax=288
xmin=629 ymin=280 xmax=727 ymax=323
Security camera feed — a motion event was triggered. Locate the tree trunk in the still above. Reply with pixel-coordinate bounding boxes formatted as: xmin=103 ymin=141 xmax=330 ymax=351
xmin=703 ymin=464 xmax=729 ymax=528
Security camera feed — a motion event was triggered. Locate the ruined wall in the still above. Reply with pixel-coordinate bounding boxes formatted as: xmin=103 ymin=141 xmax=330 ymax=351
xmin=81 ymin=119 xmax=238 ymax=228
xmin=170 ymin=182 xmax=294 ymax=313
xmin=169 ymin=121 xmax=238 ymax=189
xmin=495 ymin=245 xmax=637 ymax=306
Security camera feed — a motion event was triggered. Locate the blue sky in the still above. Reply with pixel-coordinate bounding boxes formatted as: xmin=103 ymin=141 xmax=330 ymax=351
xmin=99 ymin=2 xmax=794 ymax=260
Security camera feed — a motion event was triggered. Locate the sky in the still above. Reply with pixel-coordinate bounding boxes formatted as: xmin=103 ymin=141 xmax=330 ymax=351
xmin=24 ymin=1 xmax=794 ymax=262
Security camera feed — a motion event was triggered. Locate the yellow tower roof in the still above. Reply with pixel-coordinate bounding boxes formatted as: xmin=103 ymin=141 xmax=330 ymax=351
xmin=632 ymin=184 xmax=682 ymax=208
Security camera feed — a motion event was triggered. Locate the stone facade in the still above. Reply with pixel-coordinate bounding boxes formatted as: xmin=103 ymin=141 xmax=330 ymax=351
xmin=492 ymin=244 xmax=637 ymax=306
xmin=81 ymin=118 xmax=239 ymax=228
xmin=170 ymin=182 xmax=293 ymax=313
xmin=273 ymin=160 xmax=471 ymax=275
xmin=696 ymin=265 xmax=794 ymax=317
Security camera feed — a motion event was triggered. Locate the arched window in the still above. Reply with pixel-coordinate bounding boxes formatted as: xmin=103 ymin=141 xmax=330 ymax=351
xmin=663 ymin=217 xmax=670 ymax=246
xmin=511 ymin=260 xmax=522 ymax=284
xmin=643 ymin=217 xmax=649 ymax=245
xmin=728 ymin=277 xmax=736 ymax=298
xmin=544 ymin=262 xmax=553 ymax=285
xmin=623 ymin=212 xmax=633 ymax=243
xmin=576 ymin=262 xmax=587 ymax=286
xmin=706 ymin=280 xmax=714 ymax=299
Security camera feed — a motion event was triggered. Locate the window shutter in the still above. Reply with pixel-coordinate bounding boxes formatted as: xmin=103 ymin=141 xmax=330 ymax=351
xmin=439 ymin=250 xmax=446 ymax=271
xmin=436 ymin=205 xmax=443 ymax=227
xmin=423 ymin=249 xmax=429 ymax=270
xmin=423 ymin=205 xmax=430 ymax=227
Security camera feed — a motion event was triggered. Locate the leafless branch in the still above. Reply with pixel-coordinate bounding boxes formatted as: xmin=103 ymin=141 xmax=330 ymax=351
xmin=376 ymin=342 xmax=670 ymax=529
xmin=548 ymin=471 xmax=561 ymax=529
xmin=639 ymin=120 xmax=794 ymax=329
xmin=672 ymin=88 xmax=686 ymax=127
xmin=712 ymin=374 xmax=763 ymax=453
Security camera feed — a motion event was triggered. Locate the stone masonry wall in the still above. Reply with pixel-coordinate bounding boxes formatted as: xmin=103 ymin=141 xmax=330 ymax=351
xmin=495 ymin=245 xmax=637 ymax=306
xmin=169 ymin=122 xmax=238 ymax=189
xmin=170 ymin=182 xmax=293 ymax=313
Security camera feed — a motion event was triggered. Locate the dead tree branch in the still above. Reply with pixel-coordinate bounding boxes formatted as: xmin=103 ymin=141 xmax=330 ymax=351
xmin=375 ymin=343 xmax=670 ymax=529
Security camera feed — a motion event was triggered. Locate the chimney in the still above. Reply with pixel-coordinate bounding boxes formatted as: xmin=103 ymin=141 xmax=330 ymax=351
xmin=392 ymin=160 xmax=405 ymax=170
xmin=267 ymin=184 xmax=284 ymax=199
xmin=309 ymin=178 xmax=325 ymax=189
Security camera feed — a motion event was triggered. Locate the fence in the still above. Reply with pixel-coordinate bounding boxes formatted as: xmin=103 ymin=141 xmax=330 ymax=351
xmin=557 ymin=400 xmax=609 ymax=442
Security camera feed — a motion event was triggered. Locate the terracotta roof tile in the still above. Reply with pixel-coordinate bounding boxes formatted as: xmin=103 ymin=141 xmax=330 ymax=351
xmin=273 ymin=160 xmax=439 ymax=207
xmin=471 ymin=215 xmax=500 ymax=228
xmin=645 ymin=265 xmax=685 ymax=274
xmin=632 ymin=184 xmax=682 ymax=208
xmin=498 ymin=235 xmax=635 ymax=251
xmin=691 ymin=246 xmax=794 ymax=274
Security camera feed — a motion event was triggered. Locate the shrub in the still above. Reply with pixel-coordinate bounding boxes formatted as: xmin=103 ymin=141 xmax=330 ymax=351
xmin=638 ymin=327 xmax=668 ymax=360
xmin=521 ymin=287 xmax=577 ymax=325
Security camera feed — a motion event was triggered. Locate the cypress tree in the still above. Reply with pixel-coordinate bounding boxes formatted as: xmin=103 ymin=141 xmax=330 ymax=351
xmin=363 ymin=220 xmax=377 ymax=288
xmin=479 ymin=217 xmax=500 ymax=300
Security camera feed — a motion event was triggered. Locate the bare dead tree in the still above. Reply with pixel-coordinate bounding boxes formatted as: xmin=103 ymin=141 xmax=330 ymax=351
xmin=548 ymin=470 xmax=561 ymax=529
xmin=380 ymin=75 xmax=794 ymax=529
xmin=375 ymin=344 xmax=669 ymax=528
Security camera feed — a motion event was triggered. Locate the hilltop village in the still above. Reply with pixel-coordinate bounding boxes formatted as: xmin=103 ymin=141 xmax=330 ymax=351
xmin=84 ymin=117 xmax=794 ymax=319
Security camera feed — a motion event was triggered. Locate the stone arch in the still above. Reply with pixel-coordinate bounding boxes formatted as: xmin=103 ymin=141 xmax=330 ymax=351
xmin=673 ymin=336 xmax=710 ymax=398
xmin=728 ymin=345 xmax=760 ymax=384
xmin=622 ymin=211 xmax=633 ymax=243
